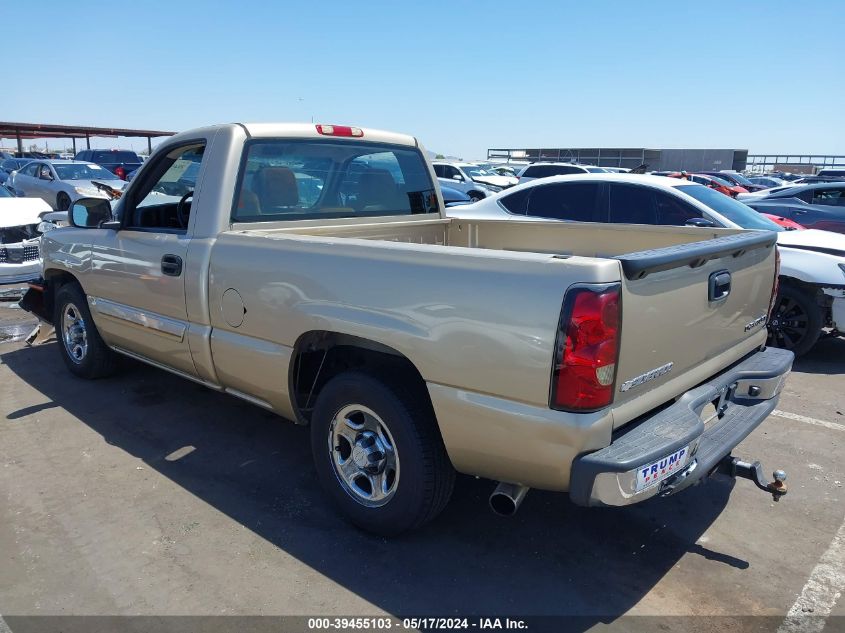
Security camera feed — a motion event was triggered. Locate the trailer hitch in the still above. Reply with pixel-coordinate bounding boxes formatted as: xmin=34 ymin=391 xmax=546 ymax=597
xmin=718 ymin=456 xmax=787 ymax=501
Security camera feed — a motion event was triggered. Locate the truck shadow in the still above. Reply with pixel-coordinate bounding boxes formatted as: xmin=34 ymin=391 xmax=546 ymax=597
xmin=794 ymin=335 xmax=845 ymax=375
xmin=2 ymin=343 xmax=743 ymax=627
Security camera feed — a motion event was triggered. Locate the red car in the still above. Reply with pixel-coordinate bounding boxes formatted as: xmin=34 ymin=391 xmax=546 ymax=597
xmin=761 ymin=213 xmax=805 ymax=230
xmin=667 ymin=173 xmax=748 ymax=197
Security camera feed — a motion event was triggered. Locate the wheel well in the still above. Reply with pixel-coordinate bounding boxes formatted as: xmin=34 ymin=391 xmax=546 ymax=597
xmin=42 ymin=270 xmax=80 ymax=319
xmin=289 ymin=331 xmax=430 ymax=424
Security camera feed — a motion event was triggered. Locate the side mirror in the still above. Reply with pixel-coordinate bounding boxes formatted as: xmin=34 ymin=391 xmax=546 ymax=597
xmin=685 ymin=217 xmax=717 ymax=228
xmin=451 ymin=174 xmax=463 ymax=182
xmin=69 ymin=197 xmax=114 ymax=228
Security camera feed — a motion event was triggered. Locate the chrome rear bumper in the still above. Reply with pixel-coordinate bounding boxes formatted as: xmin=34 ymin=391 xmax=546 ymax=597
xmin=569 ymin=346 xmax=794 ymax=507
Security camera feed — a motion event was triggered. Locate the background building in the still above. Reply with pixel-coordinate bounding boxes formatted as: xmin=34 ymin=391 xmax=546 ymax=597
xmin=486 ymin=147 xmax=748 ymax=172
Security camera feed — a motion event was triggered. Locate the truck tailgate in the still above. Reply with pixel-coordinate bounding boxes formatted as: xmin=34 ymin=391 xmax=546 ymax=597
xmin=610 ymin=231 xmax=778 ymax=427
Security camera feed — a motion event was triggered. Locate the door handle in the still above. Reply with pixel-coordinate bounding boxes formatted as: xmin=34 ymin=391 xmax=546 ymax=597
xmin=161 ymin=254 xmax=183 ymax=277
xmin=708 ymin=270 xmax=731 ymax=302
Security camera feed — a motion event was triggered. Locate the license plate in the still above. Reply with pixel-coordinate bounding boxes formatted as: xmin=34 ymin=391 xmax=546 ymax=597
xmin=635 ymin=445 xmax=690 ymax=492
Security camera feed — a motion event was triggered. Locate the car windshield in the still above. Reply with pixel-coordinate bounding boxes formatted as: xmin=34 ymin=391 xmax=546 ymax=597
xmin=585 ymin=167 xmax=608 ymax=173
xmin=462 ymin=165 xmax=494 ymax=177
xmin=676 ymin=185 xmax=783 ymax=231
xmin=722 ymin=172 xmax=753 ymax=186
xmin=53 ymin=163 xmax=118 ymax=181
xmin=708 ymin=175 xmax=733 ymax=187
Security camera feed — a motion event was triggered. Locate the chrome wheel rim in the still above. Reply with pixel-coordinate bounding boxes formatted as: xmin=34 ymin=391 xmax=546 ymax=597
xmin=61 ymin=302 xmax=88 ymax=364
xmin=328 ymin=404 xmax=399 ymax=507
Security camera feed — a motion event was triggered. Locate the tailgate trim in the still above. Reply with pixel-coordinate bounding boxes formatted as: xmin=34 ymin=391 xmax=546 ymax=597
xmin=615 ymin=231 xmax=777 ymax=280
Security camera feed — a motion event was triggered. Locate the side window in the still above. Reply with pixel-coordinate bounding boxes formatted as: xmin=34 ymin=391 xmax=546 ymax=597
xmin=39 ymin=164 xmax=53 ymax=180
xmin=654 ymin=191 xmax=702 ymax=225
xmin=432 ymin=164 xmax=444 ymax=178
xmin=812 ymin=188 xmax=844 ymax=206
xmin=499 ymin=188 xmax=530 ymax=214
xmin=24 ymin=163 xmax=39 ymax=177
xmin=526 ymin=182 xmax=599 ymax=222
xmin=445 ymin=166 xmax=461 ymax=180
xmin=123 ymin=142 xmax=206 ymax=232
xmin=608 ymin=184 xmax=657 ymax=224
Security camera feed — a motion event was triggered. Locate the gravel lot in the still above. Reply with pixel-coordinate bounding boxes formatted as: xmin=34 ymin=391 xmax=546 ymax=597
xmin=0 ymin=297 xmax=843 ymax=632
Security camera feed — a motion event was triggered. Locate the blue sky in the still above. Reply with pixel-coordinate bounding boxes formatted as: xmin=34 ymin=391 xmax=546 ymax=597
xmin=4 ymin=0 xmax=844 ymax=158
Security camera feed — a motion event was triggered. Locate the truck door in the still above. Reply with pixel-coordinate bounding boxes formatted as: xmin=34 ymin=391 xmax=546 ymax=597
xmin=83 ymin=141 xmax=207 ymax=377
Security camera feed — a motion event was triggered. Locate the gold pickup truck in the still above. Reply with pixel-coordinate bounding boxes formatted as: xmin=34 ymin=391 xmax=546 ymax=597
xmin=24 ymin=123 xmax=792 ymax=535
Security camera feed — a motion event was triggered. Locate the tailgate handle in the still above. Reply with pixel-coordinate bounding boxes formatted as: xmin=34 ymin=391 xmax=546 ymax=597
xmin=161 ymin=254 xmax=183 ymax=277
xmin=708 ymin=270 xmax=731 ymax=301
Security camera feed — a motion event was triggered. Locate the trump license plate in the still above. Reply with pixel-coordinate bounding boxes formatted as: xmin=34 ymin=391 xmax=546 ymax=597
xmin=635 ymin=445 xmax=690 ymax=493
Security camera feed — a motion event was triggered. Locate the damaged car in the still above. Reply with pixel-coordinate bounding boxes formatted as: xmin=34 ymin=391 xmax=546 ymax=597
xmin=0 ymin=184 xmax=53 ymax=284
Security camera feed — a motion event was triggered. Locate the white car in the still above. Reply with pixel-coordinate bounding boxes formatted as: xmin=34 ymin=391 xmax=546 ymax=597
xmin=431 ymin=161 xmax=516 ymax=201
xmin=448 ymin=173 xmax=845 ymax=357
xmin=7 ymin=159 xmax=125 ymax=210
xmin=515 ymin=162 xmax=609 ymax=184
xmin=0 ymin=185 xmax=53 ymax=283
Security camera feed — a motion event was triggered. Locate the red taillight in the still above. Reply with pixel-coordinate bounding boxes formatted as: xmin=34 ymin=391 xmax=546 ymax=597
xmin=551 ymin=285 xmax=621 ymax=411
xmin=115 ymin=166 xmax=126 ymax=180
xmin=768 ymin=247 xmax=781 ymax=320
xmin=315 ymin=124 xmax=363 ymax=137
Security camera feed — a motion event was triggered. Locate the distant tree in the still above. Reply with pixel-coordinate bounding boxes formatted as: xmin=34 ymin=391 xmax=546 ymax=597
xmin=435 ymin=154 xmax=445 ymax=159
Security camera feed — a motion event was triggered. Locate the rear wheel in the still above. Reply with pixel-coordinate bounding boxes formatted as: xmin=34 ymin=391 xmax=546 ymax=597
xmin=53 ymin=283 xmax=117 ymax=379
xmin=767 ymin=283 xmax=822 ymax=357
xmin=310 ymin=371 xmax=454 ymax=536
xmin=56 ymin=192 xmax=71 ymax=211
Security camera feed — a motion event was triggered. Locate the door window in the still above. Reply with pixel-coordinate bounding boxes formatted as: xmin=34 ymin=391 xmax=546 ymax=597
xmin=812 ymin=188 xmax=845 ymax=206
xmin=122 ymin=142 xmax=206 ymax=232
xmin=654 ymin=191 xmax=702 ymax=225
xmin=525 ymin=182 xmax=599 ymax=222
xmin=608 ymin=183 xmax=657 ymax=224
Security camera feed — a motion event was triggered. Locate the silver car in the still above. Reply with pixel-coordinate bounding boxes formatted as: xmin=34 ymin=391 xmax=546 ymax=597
xmin=7 ymin=160 xmax=125 ymax=210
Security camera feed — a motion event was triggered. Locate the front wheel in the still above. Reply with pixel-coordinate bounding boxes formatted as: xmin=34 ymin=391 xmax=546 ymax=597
xmin=54 ymin=283 xmax=117 ymax=378
xmin=468 ymin=191 xmax=485 ymax=202
xmin=767 ymin=283 xmax=822 ymax=357
xmin=310 ymin=371 xmax=454 ymax=536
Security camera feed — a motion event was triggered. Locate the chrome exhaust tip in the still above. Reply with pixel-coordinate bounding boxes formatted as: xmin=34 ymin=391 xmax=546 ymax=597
xmin=489 ymin=482 xmax=529 ymax=516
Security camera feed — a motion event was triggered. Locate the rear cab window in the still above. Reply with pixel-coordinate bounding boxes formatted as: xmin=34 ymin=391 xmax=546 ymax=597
xmin=93 ymin=150 xmax=141 ymax=164
xmin=232 ymin=140 xmax=438 ymax=222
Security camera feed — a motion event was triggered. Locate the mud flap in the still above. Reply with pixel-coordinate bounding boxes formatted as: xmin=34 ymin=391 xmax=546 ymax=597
xmin=18 ymin=283 xmax=51 ymax=323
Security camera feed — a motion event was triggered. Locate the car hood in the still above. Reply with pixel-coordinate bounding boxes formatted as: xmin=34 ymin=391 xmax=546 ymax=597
xmin=777 ymin=229 xmax=845 ymax=255
xmin=0 ymin=197 xmax=53 ymax=226
xmin=472 ymin=175 xmax=517 ymax=187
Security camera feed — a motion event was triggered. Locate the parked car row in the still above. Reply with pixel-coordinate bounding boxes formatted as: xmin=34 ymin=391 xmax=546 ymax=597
xmin=6 ymin=160 xmax=126 ymax=210
xmin=449 ymin=173 xmax=845 ymax=357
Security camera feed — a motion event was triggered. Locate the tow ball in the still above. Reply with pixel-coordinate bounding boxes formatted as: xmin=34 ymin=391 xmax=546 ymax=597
xmin=718 ymin=456 xmax=787 ymax=501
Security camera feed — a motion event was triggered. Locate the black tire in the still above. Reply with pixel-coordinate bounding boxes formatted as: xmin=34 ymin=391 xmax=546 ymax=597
xmin=56 ymin=192 xmax=71 ymax=211
xmin=468 ymin=191 xmax=485 ymax=202
xmin=53 ymin=283 xmax=117 ymax=379
xmin=310 ymin=371 xmax=454 ymax=536
xmin=767 ymin=282 xmax=822 ymax=358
